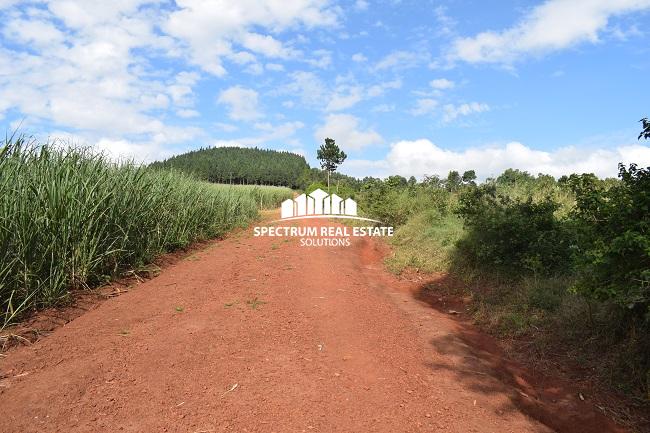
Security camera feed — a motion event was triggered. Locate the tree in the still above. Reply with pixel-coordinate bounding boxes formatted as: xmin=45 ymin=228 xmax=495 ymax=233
xmin=385 ymin=175 xmax=407 ymax=189
xmin=422 ymin=174 xmax=443 ymax=189
xmin=445 ymin=170 xmax=462 ymax=191
xmin=640 ymin=118 xmax=650 ymax=140
xmin=149 ymin=146 xmax=309 ymax=188
xmin=462 ymin=170 xmax=477 ymax=185
xmin=316 ymin=138 xmax=347 ymax=192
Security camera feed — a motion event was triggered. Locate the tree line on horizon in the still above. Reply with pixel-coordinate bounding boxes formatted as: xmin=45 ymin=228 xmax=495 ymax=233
xmin=150 ymin=146 xmax=309 ymax=189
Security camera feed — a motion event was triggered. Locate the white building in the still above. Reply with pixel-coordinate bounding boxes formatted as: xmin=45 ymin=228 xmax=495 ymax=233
xmin=280 ymin=188 xmax=358 ymax=219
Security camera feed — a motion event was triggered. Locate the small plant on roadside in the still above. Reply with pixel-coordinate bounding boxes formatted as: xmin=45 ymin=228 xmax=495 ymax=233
xmin=246 ymin=297 xmax=266 ymax=310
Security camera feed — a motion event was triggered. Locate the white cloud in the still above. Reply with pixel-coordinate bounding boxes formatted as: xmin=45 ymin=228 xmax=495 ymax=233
xmin=176 ymin=109 xmax=199 ymax=118
xmin=215 ymin=122 xmax=238 ymax=132
xmin=432 ymin=5 xmax=456 ymax=38
xmin=352 ymin=52 xmax=367 ymax=62
xmin=213 ymin=120 xmax=304 ymax=147
xmin=167 ymin=71 xmax=200 ymax=107
xmin=265 ymin=62 xmax=285 ymax=71
xmin=51 ymin=124 xmax=204 ymax=164
xmin=343 ymin=158 xmax=389 ymax=178
xmin=306 ymin=49 xmax=332 ymax=68
xmin=442 ymin=102 xmax=490 ymax=122
xmin=164 ymin=0 xmax=339 ymax=75
xmin=354 ymin=0 xmax=369 ymax=11
xmin=0 ymin=0 xmax=21 ymax=9
xmin=94 ymin=137 xmax=176 ymax=163
xmin=244 ymin=62 xmax=264 ymax=75
xmin=360 ymin=139 xmax=650 ymax=179
xmin=0 ymin=0 xmax=342 ymax=161
xmin=450 ymin=0 xmax=650 ymax=64
xmin=217 ymin=85 xmax=262 ymax=121
xmin=314 ymin=114 xmax=383 ymax=151
xmin=366 ymin=79 xmax=402 ymax=97
xmin=326 ymin=85 xmax=364 ymax=111
xmin=410 ymin=98 xmax=438 ymax=116
xmin=429 ymin=78 xmax=455 ymax=89
xmin=281 ymin=71 xmax=327 ymax=108
xmin=283 ymin=73 xmax=401 ymax=112
xmin=373 ymin=50 xmax=421 ymax=71
xmin=240 ymin=33 xmax=296 ymax=58
xmin=0 ymin=0 xmax=199 ymax=155
xmin=3 ymin=17 xmax=66 ymax=47
xmin=371 ymin=104 xmax=395 ymax=113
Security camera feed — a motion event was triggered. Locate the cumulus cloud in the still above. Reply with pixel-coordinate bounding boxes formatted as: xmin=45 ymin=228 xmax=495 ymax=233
xmin=355 ymin=139 xmax=650 ymax=179
xmin=373 ymin=50 xmax=421 ymax=71
xmin=354 ymin=0 xmax=369 ymax=11
xmin=281 ymin=72 xmax=401 ymax=112
xmin=306 ymin=49 xmax=333 ymax=69
xmin=351 ymin=52 xmax=367 ymax=62
xmin=94 ymin=137 xmax=178 ymax=163
xmin=265 ymin=63 xmax=285 ymax=71
xmin=449 ymin=0 xmax=650 ymax=64
xmin=429 ymin=78 xmax=455 ymax=89
xmin=52 ymin=123 xmax=204 ymax=163
xmin=442 ymin=102 xmax=490 ymax=122
xmin=0 ymin=0 xmax=202 ymax=160
xmin=217 ymin=86 xmax=262 ymax=121
xmin=167 ymin=72 xmax=200 ymax=107
xmin=366 ymin=79 xmax=402 ymax=98
xmin=371 ymin=104 xmax=395 ymax=113
xmin=314 ymin=114 xmax=383 ymax=151
xmin=326 ymin=86 xmax=364 ymax=111
xmin=176 ymin=109 xmax=199 ymax=118
xmin=280 ymin=71 xmax=328 ymax=108
xmin=164 ymin=0 xmax=339 ymax=75
xmin=215 ymin=122 xmax=239 ymax=132
xmin=410 ymin=99 xmax=438 ymax=116
xmin=213 ymin=120 xmax=304 ymax=147
xmin=0 ymin=1 xmax=341 ymax=160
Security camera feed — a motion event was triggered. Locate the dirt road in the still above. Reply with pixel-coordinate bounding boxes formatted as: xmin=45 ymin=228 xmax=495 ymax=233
xmin=0 ymin=217 xmax=626 ymax=432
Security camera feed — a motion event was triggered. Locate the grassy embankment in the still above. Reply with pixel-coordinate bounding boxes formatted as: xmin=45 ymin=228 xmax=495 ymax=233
xmin=0 ymin=136 xmax=292 ymax=328
xmin=357 ymin=170 xmax=649 ymax=405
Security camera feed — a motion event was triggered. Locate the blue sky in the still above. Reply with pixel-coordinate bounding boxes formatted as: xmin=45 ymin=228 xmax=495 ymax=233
xmin=1 ymin=0 xmax=649 ymax=179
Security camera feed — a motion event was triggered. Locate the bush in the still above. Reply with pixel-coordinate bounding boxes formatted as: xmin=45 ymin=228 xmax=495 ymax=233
xmin=456 ymin=184 xmax=573 ymax=276
xmin=570 ymin=164 xmax=650 ymax=320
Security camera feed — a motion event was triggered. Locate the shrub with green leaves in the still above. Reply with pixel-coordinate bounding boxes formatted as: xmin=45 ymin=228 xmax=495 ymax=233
xmin=455 ymin=184 xmax=573 ymax=276
xmin=570 ymin=164 xmax=650 ymax=319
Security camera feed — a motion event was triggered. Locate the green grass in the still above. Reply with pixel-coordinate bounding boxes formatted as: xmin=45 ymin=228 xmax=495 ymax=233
xmin=385 ymin=209 xmax=465 ymax=275
xmin=208 ymin=183 xmax=294 ymax=211
xmin=0 ymin=135 xmax=292 ymax=328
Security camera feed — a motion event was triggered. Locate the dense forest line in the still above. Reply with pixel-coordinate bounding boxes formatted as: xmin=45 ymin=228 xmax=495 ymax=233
xmin=150 ymin=147 xmax=309 ymax=188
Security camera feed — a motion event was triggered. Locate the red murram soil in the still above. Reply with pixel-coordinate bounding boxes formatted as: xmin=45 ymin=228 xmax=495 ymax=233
xmin=0 ymin=216 xmax=629 ymax=432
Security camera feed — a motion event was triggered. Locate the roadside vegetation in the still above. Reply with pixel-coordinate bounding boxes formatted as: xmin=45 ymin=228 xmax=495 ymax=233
xmin=0 ymin=136 xmax=292 ymax=328
xmin=350 ymin=165 xmax=650 ymax=402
